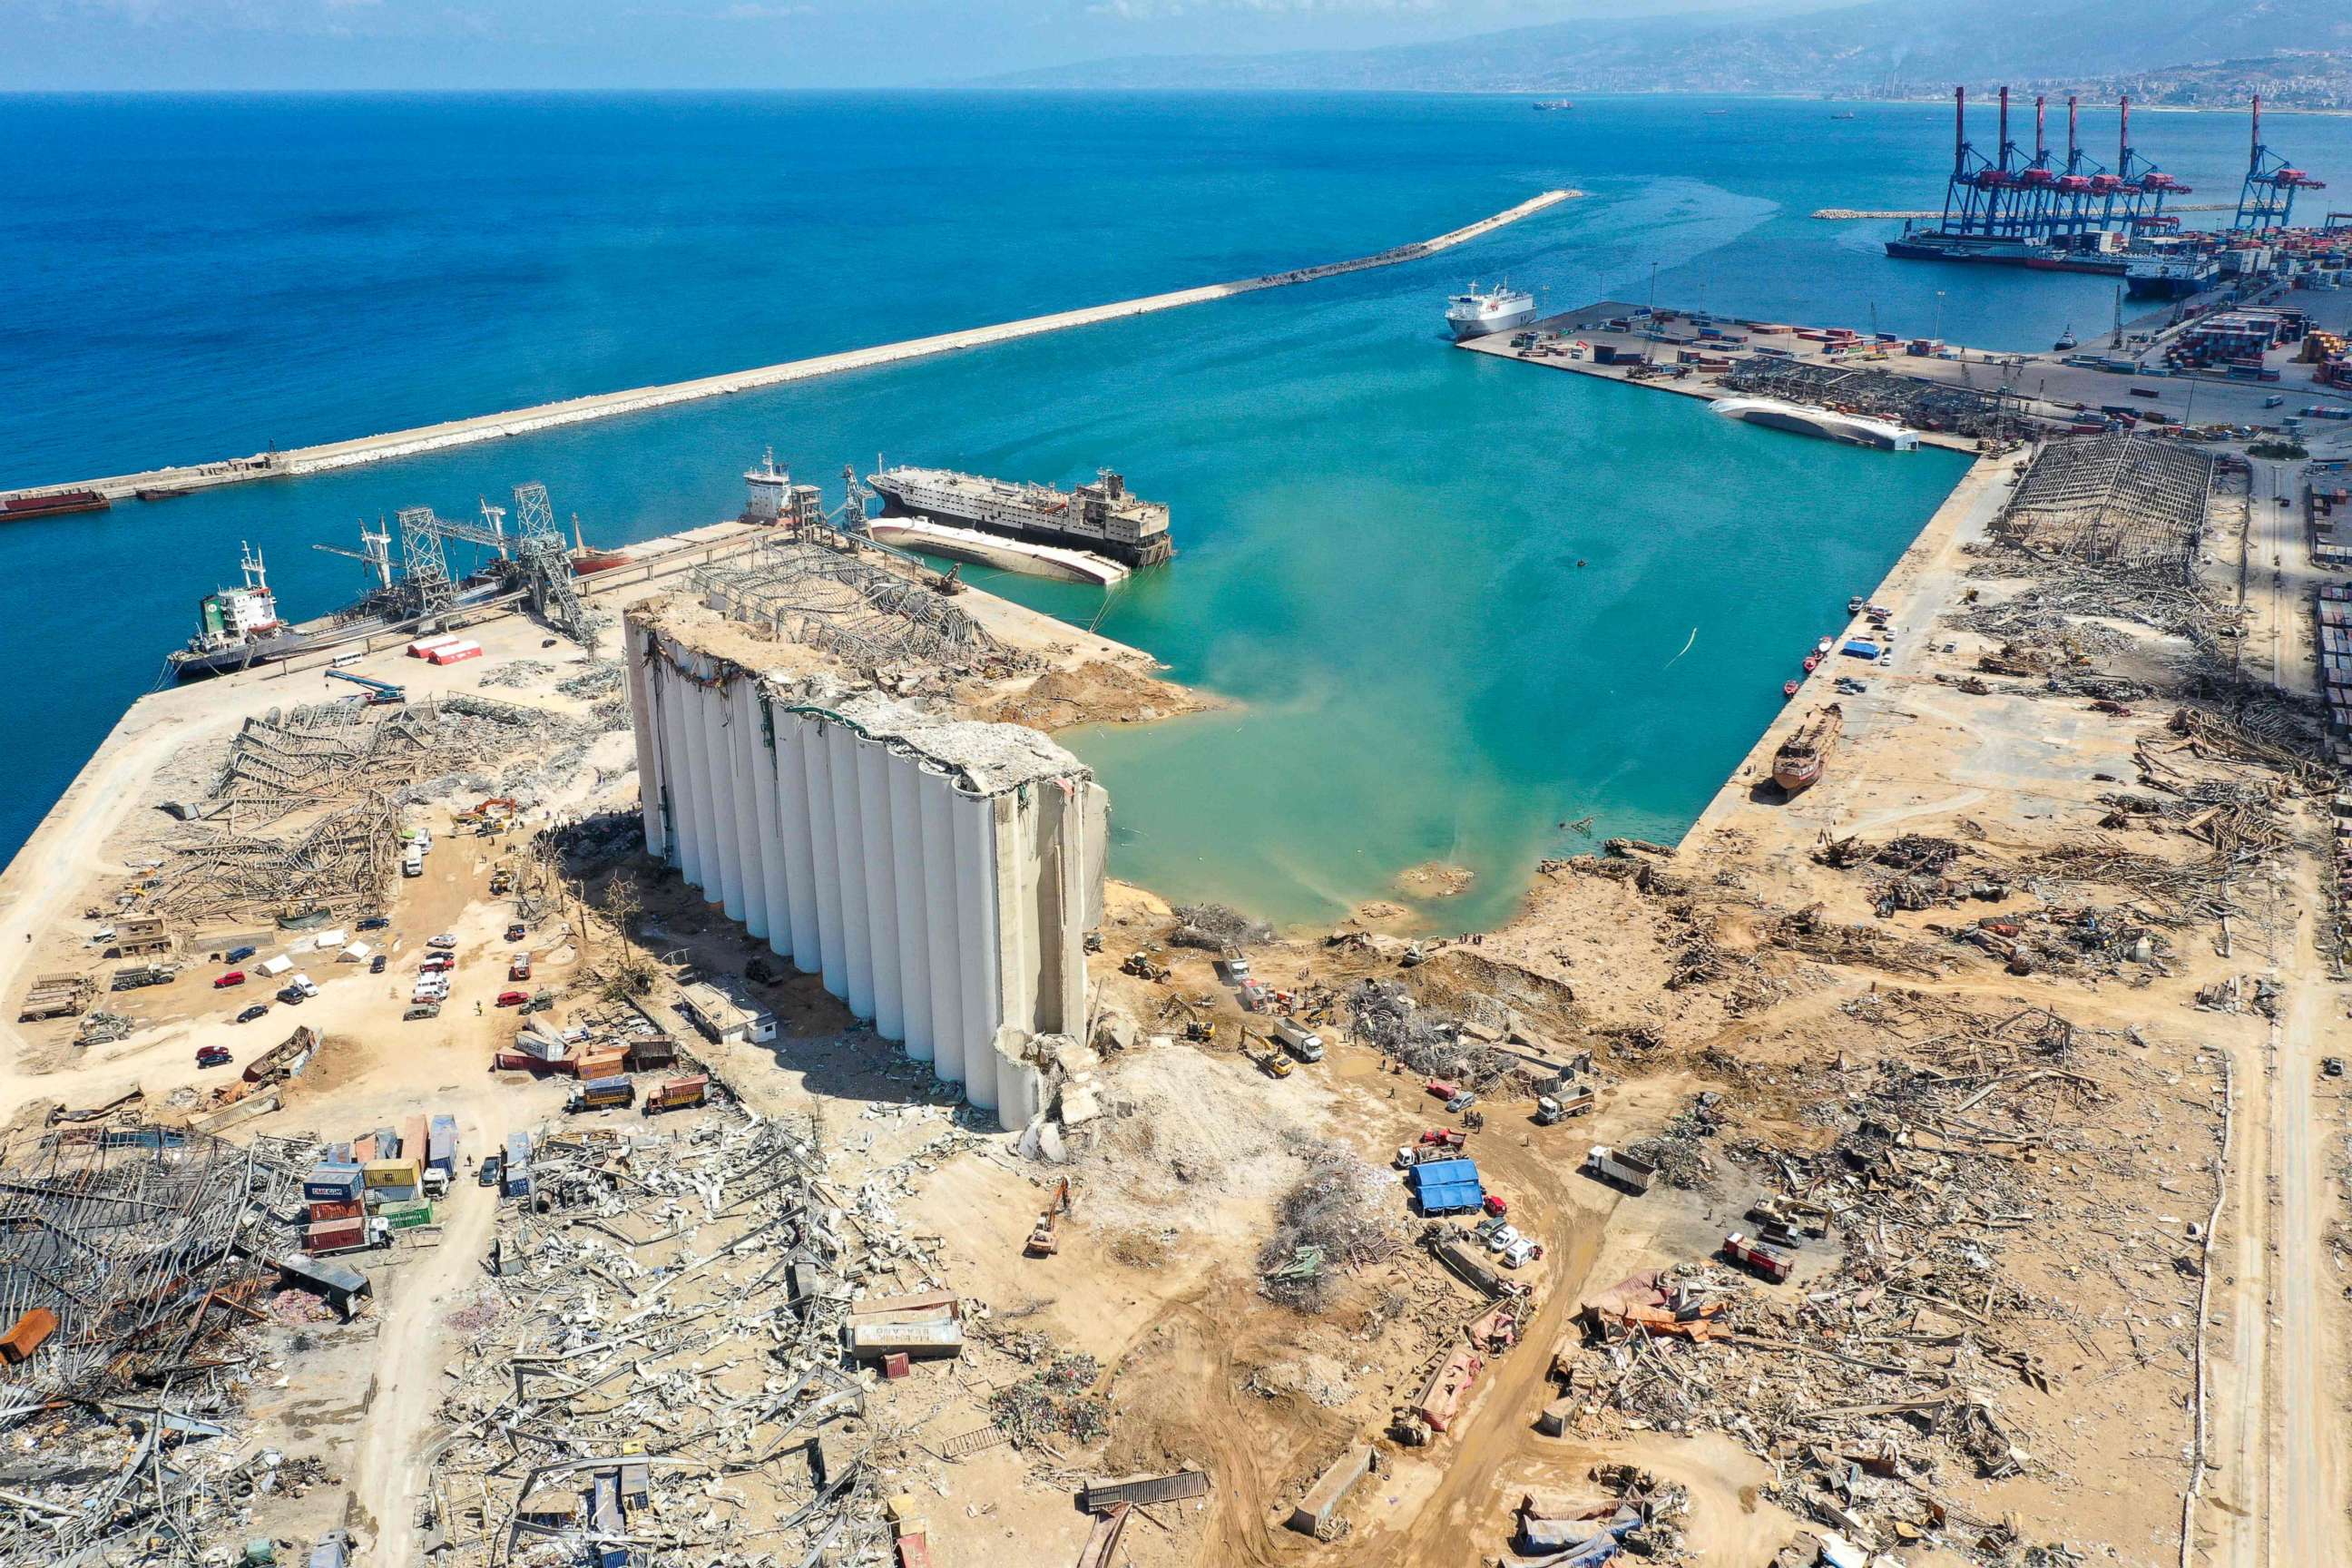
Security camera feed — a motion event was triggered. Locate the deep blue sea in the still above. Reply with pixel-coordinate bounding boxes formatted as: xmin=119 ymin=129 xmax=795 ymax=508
xmin=6 ymin=92 xmax=2349 ymax=926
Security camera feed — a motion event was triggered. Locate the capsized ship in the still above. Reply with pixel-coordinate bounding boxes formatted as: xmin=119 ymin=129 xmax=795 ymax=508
xmin=1710 ymin=397 xmax=1919 ymax=452
xmin=1445 ymin=281 xmax=1539 ymax=340
xmin=867 ymin=466 xmax=1174 ymax=569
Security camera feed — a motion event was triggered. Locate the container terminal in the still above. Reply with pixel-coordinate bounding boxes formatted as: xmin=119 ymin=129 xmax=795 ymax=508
xmin=1883 ymin=88 xmax=2339 ymax=300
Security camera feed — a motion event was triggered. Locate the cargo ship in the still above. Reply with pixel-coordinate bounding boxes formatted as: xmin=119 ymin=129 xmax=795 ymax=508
xmin=1445 ymin=282 xmax=1539 ymax=340
xmin=867 ymin=466 xmax=1173 ymax=569
xmin=2125 ymin=252 xmax=2219 ymax=299
xmin=1884 ymin=228 xmax=2131 ymax=277
xmin=3 ymin=489 xmax=112 ymax=522
xmin=1772 ymin=703 xmax=1844 ymax=796
xmin=168 ymin=532 xmax=505 ymax=680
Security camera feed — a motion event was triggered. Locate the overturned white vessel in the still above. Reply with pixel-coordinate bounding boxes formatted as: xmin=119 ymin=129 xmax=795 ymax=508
xmin=1709 ymin=397 xmax=1918 ymax=452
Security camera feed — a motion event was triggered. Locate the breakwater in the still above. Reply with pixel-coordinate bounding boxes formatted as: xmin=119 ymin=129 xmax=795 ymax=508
xmin=2 ymin=189 xmax=1578 ymax=507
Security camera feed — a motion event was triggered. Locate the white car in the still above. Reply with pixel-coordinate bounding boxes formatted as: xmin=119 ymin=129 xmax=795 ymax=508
xmin=427 ymin=933 xmax=458 ymax=950
xmin=1501 ymin=1239 xmax=1539 ymax=1269
xmin=1485 ymin=1223 xmax=1522 ymax=1255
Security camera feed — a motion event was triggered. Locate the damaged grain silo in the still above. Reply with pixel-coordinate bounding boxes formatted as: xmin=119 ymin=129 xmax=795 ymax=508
xmin=622 ymin=596 xmax=1106 ymax=1128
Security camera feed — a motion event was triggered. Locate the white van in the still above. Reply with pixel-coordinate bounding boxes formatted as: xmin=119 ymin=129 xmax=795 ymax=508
xmin=290 ymin=973 xmax=320 ymax=999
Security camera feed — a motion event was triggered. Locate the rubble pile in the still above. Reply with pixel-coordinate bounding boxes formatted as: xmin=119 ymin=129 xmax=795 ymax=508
xmin=477 ymin=659 xmax=559 ymax=689
xmin=1555 ymin=1002 xmax=2116 ymax=1565
xmin=980 ymin=1334 xmax=1109 ymax=1448
xmin=1344 ymin=978 xmax=1514 ymax=1087
xmin=425 ymin=1101 xmax=913 ymax=1568
xmin=0 ymin=1126 xmax=324 ymax=1566
xmin=1257 ymin=1143 xmax=1407 ymax=1311
xmin=1165 ymin=902 xmax=1274 ymax=951
xmin=1620 ymin=1093 xmax=1730 ymax=1192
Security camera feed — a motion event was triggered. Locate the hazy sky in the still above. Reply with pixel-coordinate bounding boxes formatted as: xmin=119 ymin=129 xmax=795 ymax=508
xmin=5 ymin=0 xmax=1770 ymax=88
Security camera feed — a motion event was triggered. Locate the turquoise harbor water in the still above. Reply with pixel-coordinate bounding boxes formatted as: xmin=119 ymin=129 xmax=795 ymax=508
xmin=5 ymin=93 xmax=2347 ymax=926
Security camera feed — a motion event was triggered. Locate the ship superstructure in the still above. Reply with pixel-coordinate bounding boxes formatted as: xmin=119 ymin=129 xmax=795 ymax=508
xmin=867 ymin=466 xmax=1173 ymax=568
xmin=1445 ymin=282 xmax=1539 ymax=340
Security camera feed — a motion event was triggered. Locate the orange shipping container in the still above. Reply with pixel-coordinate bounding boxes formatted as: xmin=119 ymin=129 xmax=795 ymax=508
xmin=1 ymin=1308 xmax=58 ymax=1365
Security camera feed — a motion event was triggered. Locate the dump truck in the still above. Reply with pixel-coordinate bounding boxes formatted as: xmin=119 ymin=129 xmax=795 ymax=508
xmin=567 ymin=1076 xmax=636 ymax=1112
xmin=642 ymin=1074 xmax=710 ymax=1115
xmin=1584 ymin=1146 xmax=1657 ymax=1194
xmin=1721 ymin=1231 xmax=1794 ymax=1284
xmin=1533 ymin=1086 xmax=1594 ymax=1124
xmin=1272 ymin=1019 xmax=1325 ymax=1063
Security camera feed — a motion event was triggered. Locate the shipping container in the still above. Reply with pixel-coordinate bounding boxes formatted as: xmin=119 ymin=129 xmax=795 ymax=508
xmin=0 ymin=1308 xmax=59 ymax=1364
xmin=302 ymin=1164 xmax=364 ymax=1202
xmin=427 ymin=1115 xmax=458 ymax=1173
xmin=363 ymin=1157 xmax=423 ymax=1190
xmin=308 ymin=1198 xmax=363 ymax=1223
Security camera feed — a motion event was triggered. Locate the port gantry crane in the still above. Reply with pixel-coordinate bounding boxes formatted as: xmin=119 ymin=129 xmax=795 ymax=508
xmin=2235 ymin=93 xmax=2326 ymax=233
xmin=1932 ymin=86 xmax=2185 ymax=247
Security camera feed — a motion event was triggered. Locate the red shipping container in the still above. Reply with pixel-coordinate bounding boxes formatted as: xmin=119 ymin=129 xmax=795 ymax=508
xmin=309 ymin=1198 xmax=363 ymax=1223
xmin=307 ymin=1219 xmax=366 ymax=1250
xmin=0 ymin=1308 xmax=58 ymax=1364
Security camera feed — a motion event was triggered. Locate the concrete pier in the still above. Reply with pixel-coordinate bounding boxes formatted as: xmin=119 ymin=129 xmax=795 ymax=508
xmin=5 ymin=190 xmax=1579 ymax=506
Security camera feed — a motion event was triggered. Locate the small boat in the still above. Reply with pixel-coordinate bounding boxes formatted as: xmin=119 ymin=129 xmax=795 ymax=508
xmin=1802 ymin=653 xmax=1822 ymax=672
xmin=1773 ymin=702 xmax=1846 ymax=796
xmin=135 ymin=485 xmax=193 ymax=502
xmin=1847 ymin=595 xmax=1866 ymax=614
xmin=1830 ymin=112 xmax=1858 ymax=121
xmin=1814 ymin=637 xmax=1835 ymax=655
xmin=1532 ymin=100 xmax=1574 ymax=112
xmin=2053 ymin=324 xmax=2079 ymax=351
xmin=1782 ymin=679 xmax=1801 ymax=698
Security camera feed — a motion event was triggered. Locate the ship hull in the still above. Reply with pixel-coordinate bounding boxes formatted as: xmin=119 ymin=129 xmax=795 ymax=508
xmin=2125 ymin=272 xmax=2212 ymax=299
xmin=1448 ymin=304 xmax=1539 ymax=340
xmin=1883 ymin=238 xmax=2128 ymax=276
xmin=868 ymin=480 xmax=1173 ymax=568
xmin=168 ymin=584 xmax=506 ymax=680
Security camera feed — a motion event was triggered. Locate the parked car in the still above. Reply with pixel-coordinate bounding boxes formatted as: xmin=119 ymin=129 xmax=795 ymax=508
xmin=2326 ymin=1057 xmax=2345 ymax=1079
xmin=1481 ymin=1194 xmax=1509 ymax=1218
xmin=1445 ymin=1091 xmax=1479 ymax=1114
xmin=356 ymin=916 xmax=390 ymax=931
xmin=495 ymin=989 xmax=528 ymax=1008
xmin=195 ymin=1045 xmax=232 ymax=1068
xmin=213 ymin=970 xmax=246 ymax=989
xmin=421 ymin=953 xmax=455 ymax=973
xmin=427 ymin=933 xmax=458 ymax=950
xmin=505 ymin=922 xmax=527 ymax=943
xmin=276 ymin=985 xmax=307 ymax=1005
xmin=370 ymin=954 xmax=388 ymax=975
xmin=235 ymin=1004 xmax=270 ymax=1024
xmin=225 ymin=945 xmax=258 ymax=964
xmin=405 ymin=1003 xmax=441 ymax=1021
xmin=1484 ymin=1223 xmax=1523 ymax=1255
xmin=478 ymin=1154 xmax=503 ymax=1188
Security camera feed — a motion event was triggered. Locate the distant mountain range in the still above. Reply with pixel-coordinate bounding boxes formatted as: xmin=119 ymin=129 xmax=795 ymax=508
xmin=974 ymin=0 xmax=2352 ymax=108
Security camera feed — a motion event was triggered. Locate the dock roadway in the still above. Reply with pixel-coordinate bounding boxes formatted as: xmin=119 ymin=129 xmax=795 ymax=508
xmin=3 ymin=189 xmax=1579 ymax=506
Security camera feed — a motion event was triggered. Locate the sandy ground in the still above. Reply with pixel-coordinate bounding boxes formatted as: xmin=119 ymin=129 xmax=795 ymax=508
xmin=10 ymin=425 xmax=2351 ymax=1568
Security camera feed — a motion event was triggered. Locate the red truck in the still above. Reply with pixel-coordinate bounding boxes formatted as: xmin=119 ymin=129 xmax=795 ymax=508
xmin=1721 ymin=1231 xmax=1794 ymax=1284
xmin=642 ymin=1074 xmax=711 ymax=1115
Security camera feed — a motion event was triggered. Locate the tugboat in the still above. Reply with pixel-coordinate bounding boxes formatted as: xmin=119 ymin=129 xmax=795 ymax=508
xmin=2052 ymin=324 xmax=2079 ymax=351
xmin=1772 ymin=704 xmax=1845 ymax=797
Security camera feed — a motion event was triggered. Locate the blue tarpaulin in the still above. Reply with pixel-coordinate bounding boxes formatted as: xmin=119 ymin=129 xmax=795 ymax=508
xmin=1841 ymin=639 xmax=1882 ymax=659
xmin=1406 ymin=1157 xmax=1485 ymax=1216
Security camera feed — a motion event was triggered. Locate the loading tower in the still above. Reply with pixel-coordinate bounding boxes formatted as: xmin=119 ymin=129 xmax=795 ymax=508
xmin=2236 ymin=94 xmax=2325 ymax=232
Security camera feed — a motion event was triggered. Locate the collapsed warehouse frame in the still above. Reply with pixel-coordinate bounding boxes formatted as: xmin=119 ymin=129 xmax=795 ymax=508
xmin=0 ymin=1128 xmax=315 ymax=1565
xmin=1720 ymin=357 xmax=2024 ymax=443
xmin=1991 ymin=432 xmax=2215 ymax=575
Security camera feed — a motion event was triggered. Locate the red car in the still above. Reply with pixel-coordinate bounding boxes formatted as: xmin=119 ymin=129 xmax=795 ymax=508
xmin=195 ymin=1045 xmax=232 ymax=1068
xmin=1482 ymin=1194 xmax=1509 ymax=1218
xmin=213 ymin=970 xmax=246 ymax=988
xmin=1425 ymin=1081 xmax=1459 ymax=1102
xmin=495 ymin=989 xmax=528 ymax=1007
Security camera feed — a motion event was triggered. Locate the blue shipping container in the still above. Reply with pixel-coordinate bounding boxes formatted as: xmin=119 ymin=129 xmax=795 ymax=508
xmin=1841 ymin=640 xmax=1882 ymax=659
